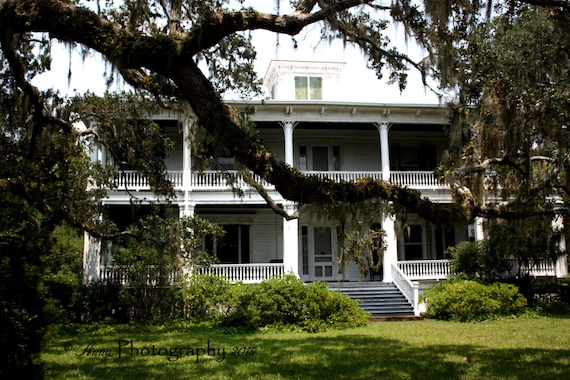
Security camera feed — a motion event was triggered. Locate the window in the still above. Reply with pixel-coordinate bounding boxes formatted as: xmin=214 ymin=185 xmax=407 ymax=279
xmin=299 ymin=145 xmax=307 ymax=171
xmin=205 ymin=225 xmax=250 ymax=264
xmin=312 ymin=146 xmax=328 ymax=171
xmin=403 ymin=224 xmax=423 ymax=260
xmin=333 ymin=145 xmax=341 ymax=171
xmin=295 ymin=76 xmax=323 ymax=100
xmin=301 ymin=226 xmax=309 ymax=275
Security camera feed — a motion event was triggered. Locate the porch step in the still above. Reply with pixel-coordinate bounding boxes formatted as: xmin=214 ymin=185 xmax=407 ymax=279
xmin=329 ymin=282 xmax=415 ymax=317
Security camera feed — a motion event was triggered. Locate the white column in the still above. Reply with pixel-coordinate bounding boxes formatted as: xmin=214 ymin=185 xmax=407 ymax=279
xmin=182 ymin=118 xmax=192 ymax=192
xmin=281 ymin=121 xmax=296 ymax=167
xmin=282 ymin=202 xmax=299 ymax=277
xmin=181 ymin=118 xmax=194 ymax=217
xmin=83 ymin=232 xmax=102 ymax=284
xmin=375 ymin=123 xmax=391 ymax=181
xmin=553 ymin=215 xmax=568 ymax=278
xmin=382 ymin=215 xmax=398 ymax=282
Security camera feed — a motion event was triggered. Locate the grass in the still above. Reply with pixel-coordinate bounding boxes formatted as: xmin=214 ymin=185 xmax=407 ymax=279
xmin=42 ymin=317 xmax=570 ymax=380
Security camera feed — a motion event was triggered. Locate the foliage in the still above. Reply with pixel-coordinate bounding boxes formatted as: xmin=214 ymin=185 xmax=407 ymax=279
xmin=0 ymin=197 xmax=49 ymax=377
xmin=446 ymin=238 xmax=512 ymax=279
xmin=421 ymin=276 xmax=527 ymax=321
xmin=339 ymin=227 xmax=386 ymax=280
xmin=447 ymin=241 xmax=487 ymax=278
xmin=180 ymin=273 xmax=238 ymax=321
xmin=223 ymin=275 xmax=369 ymax=332
xmin=39 ymin=223 xmax=84 ymax=324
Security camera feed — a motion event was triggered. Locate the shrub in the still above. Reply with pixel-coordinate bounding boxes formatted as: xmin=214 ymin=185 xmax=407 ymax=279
xmin=421 ymin=276 xmax=527 ymax=321
xmin=180 ymin=274 xmax=237 ymax=320
xmin=223 ymin=275 xmax=369 ymax=331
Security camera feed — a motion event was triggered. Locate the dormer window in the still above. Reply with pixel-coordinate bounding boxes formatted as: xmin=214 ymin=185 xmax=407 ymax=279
xmin=295 ymin=76 xmax=323 ymax=100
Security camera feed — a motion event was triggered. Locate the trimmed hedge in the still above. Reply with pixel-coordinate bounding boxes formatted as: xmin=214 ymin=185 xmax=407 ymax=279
xmin=421 ymin=276 xmax=527 ymax=321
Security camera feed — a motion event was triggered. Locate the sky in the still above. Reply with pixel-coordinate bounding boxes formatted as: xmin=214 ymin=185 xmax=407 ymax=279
xmin=31 ymin=1 xmax=443 ymax=105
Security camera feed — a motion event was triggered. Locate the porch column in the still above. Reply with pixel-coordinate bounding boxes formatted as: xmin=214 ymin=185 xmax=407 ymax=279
xmin=382 ymin=214 xmax=398 ymax=282
xmin=180 ymin=117 xmax=195 ymax=218
xmin=282 ymin=202 xmax=299 ymax=277
xmin=553 ymin=215 xmax=569 ymax=278
xmin=83 ymin=232 xmax=101 ymax=284
xmin=281 ymin=121 xmax=296 ymax=167
xmin=180 ymin=201 xmax=195 ymax=218
xmin=375 ymin=122 xmax=391 ymax=181
xmin=182 ymin=117 xmax=192 ymax=191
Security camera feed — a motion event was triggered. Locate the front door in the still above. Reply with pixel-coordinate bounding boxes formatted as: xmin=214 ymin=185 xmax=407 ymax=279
xmin=312 ymin=226 xmax=335 ymax=280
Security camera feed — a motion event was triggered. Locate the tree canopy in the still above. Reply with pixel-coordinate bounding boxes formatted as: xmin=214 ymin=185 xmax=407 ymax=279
xmin=2 ymin=0 xmax=570 ymax=229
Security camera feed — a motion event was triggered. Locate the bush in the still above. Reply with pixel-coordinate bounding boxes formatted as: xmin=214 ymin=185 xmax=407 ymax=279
xmin=223 ymin=275 xmax=369 ymax=332
xmin=421 ymin=276 xmax=527 ymax=321
xmin=181 ymin=274 xmax=237 ymax=321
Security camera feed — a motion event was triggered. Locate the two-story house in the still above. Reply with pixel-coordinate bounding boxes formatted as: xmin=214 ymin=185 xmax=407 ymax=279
xmin=83 ymin=60 xmax=567 ymax=315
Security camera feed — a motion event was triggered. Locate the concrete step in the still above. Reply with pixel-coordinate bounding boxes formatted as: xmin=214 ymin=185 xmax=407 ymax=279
xmin=330 ymin=282 xmax=414 ymax=317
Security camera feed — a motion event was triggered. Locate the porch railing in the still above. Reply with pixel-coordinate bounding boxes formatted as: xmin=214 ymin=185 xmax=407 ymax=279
xmin=112 ymin=170 xmax=447 ymax=191
xmin=390 ymin=171 xmax=446 ymax=189
xmin=198 ymin=263 xmax=285 ymax=284
xmin=190 ymin=171 xmax=272 ymax=190
xmin=506 ymin=259 xmax=557 ymax=277
xmin=398 ymin=259 xmax=558 ymax=280
xmin=391 ymin=263 xmax=420 ymax=316
xmin=398 ymin=260 xmax=454 ymax=280
xmin=114 ymin=170 xmax=184 ymax=190
xmin=100 ymin=263 xmax=285 ymax=285
xmin=99 ymin=265 xmax=179 ymax=287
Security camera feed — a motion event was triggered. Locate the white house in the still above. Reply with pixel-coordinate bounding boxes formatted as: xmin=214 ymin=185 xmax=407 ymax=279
xmin=83 ymin=60 xmax=568 ymax=315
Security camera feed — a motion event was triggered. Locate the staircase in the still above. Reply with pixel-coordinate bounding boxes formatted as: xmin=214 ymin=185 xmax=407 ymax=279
xmin=331 ymin=282 xmax=415 ymax=318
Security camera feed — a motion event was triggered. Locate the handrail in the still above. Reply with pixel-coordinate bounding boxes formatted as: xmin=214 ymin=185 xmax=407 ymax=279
xmin=391 ymin=263 xmax=420 ymax=316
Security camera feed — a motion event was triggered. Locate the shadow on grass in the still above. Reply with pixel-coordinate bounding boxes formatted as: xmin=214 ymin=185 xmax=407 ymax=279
xmin=43 ymin=324 xmax=570 ymax=380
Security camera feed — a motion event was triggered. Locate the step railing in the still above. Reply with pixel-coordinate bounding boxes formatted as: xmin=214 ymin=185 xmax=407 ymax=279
xmin=391 ymin=263 xmax=420 ymax=316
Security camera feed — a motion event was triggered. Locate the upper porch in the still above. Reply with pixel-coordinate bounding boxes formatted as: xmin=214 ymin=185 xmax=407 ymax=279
xmin=113 ymin=169 xmax=448 ymax=193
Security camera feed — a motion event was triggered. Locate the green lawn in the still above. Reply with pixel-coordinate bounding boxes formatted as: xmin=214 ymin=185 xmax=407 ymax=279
xmin=43 ymin=317 xmax=570 ymax=380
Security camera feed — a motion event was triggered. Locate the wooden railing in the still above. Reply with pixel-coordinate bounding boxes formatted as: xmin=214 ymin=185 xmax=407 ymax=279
xmin=112 ymin=170 xmax=447 ymax=191
xmin=99 ymin=265 xmax=180 ymax=287
xmin=190 ymin=171 xmax=272 ymax=190
xmin=100 ymin=263 xmax=285 ymax=285
xmin=391 ymin=263 xmax=420 ymax=316
xmin=507 ymin=259 xmax=557 ymax=277
xmin=303 ymin=171 xmax=383 ymax=182
xmin=398 ymin=259 xmax=558 ymax=280
xmin=198 ymin=263 xmax=285 ymax=284
xmin=390 ymin=171 xmax=446 ymax=189
xmin=398 ymin=260 xmax=454 ymax=280
xmin=114 ymin=170 xmax=184 ymax=190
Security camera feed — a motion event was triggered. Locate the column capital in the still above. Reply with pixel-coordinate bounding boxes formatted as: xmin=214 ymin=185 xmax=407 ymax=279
xmin=374 ymin=122 xmax=392 ymax=131
xmin=279 ymin=121 xmax=298 ymax=130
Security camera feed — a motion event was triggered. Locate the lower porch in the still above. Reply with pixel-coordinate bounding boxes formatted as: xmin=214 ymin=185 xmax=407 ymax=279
xmin=97 ymin=258 xmax=564 ymax=286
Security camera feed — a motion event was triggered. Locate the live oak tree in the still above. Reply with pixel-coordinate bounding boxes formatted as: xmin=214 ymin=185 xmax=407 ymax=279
xmin=2 ymin=0 xmax=570 ymax=376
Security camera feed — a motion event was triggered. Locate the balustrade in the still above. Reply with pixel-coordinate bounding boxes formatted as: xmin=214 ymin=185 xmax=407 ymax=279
xmin=398 ymin=260 xmax=454 ymax=280
xmin=112 ymin=170 xmax=446 ymax=191
xmin=198 ymin=263 xmax=285 ymax=284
